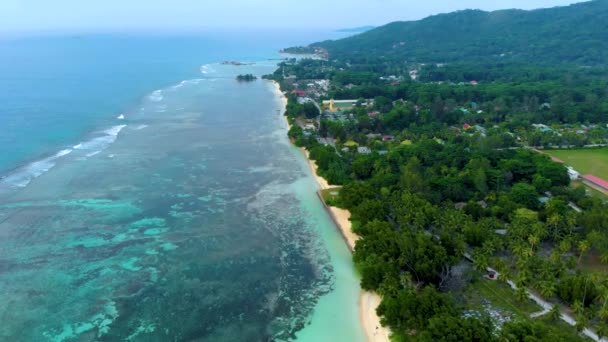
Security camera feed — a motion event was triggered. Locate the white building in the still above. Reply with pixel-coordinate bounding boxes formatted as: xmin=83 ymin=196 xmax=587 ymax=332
xmin=567 ymin=167 xmax=580 ymax=180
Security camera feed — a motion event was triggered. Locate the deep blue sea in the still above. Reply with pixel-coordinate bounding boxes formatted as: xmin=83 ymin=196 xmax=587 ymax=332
xmin=0 ymin=31 xmax=365 ymax=341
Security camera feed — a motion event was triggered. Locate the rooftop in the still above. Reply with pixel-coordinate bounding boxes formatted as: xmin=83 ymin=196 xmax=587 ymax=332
xmin=582 ymin=174 xmax=608 ymax=190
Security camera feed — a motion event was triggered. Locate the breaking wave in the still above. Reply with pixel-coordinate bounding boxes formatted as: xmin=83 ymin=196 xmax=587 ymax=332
xmin=148 ymin=90 xmax=164 ymax=102
xmin=0 ymin=149 xmax=73 ymax=190
xmin=0 ymin=125 xmax=127 ymax=192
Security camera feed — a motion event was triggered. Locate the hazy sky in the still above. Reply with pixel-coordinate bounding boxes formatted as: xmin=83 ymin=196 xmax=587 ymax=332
xmin=0 ymin=0 xmax=588 ymax=33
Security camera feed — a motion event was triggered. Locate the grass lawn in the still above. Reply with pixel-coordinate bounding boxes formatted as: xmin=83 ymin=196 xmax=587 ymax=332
xmin=320 ymin=187 xmax=342 ymax=207
xmin=460 ymin=277 xmax=541 ymax=318
xmin=546 ymin=148 xmax=608 ymax=179
xmin=459 ymin=277 xmax=589 ymax=339
xmin=571 ymin=180 xmax=608 ymax=199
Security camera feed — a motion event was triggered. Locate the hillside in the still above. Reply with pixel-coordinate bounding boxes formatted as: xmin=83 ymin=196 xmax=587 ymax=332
xmin=312 ymin=0 xmax=608 ymax=66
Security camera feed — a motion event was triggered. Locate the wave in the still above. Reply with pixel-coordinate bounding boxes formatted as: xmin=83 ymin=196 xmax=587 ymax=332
xmin=0 ymin=149 xmax=73 ymax=189
xmin=148 ymin=90 xmax=164 ymax=102
xmin=86 ymin=151 xmax=101 ymax=157
xmin=0 ymin=124 xmax=127 ymax=191
xmin=200 ymin=64 xmax=216 ymax=75
xmin=169 ymin=79 xmax=205 ymax=91
xmin=73 ymin=125 xmax=126 ymax=152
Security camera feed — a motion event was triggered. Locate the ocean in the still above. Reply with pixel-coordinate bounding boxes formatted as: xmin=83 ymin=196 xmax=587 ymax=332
xmin=0 ymin=31 xmax=365 ymax=341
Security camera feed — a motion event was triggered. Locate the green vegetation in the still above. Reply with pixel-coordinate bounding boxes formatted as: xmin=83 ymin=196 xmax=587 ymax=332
xmin=320 ymin=188 xmax=341 ymax=207
xmin=460 ymin=277 xmax=540 ymax=318
xmin=268 ymin=1 xmax=608 ymax=339
xmin=547 ymin=148 xmax=608 ymax=179
xmin=313 ymin=0 xmax=608 ymax=66
xmin=236 ymin=74 xmax=257 ymax=82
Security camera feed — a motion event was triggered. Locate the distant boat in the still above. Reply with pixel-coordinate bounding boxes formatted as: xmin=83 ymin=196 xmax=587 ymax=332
xmin=117 ymin=114 xmax=125 ymax=120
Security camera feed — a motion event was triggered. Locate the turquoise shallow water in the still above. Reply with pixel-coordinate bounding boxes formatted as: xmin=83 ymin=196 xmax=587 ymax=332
xmin=0 ymin=33 xmax=364 ymax=341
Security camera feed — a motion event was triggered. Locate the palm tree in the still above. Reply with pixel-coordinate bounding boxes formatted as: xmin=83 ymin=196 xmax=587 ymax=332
xmin=498 ymin=269 xmax=511 ymax=283
xmin=549 ymin=304 xmax=561 ymax=321
xmin=572 ymin=300 xmax=584 ymax=316
xmin=559 ymin=238 xmax=572 ymax=254
xmin=597 ymin=322 xmax=608 ymax=341
xmin=575 ymin=314 xmax=588 ymax=333
xmin=528 ymin=234 xmax=540 ymax=250
xmin=473 ymin=251 xmax=489 ymax=272
xmin=601 ymin=252 xmax=608 ymax=265
xmin=539 ymin=281 xmax=556 ymax=299
xmin=550 ymin=248 xmax=561 ymax=263
xmin=597 ymin=284 xmax=608 ymax=319
xmin=516 ymin=268 xmax=532 ymax=287
xmin=515 ymin=287 xmax=528 ymax=302
xmin=578 ymin=239 xmax=590 ymax=265
xmin=512 ymin=243 xmax=533 ymax=259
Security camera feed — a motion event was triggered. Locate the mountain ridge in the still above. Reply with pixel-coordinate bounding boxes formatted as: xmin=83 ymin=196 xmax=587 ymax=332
xmin=310 ymin=0 xmax=608 ymax=65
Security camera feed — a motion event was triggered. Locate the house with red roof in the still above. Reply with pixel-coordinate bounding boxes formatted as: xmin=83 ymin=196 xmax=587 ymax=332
xmin=582 ymin=174 xmax=608 ymax=193
xmin=293 ymin=89 xmax=306 ymax=97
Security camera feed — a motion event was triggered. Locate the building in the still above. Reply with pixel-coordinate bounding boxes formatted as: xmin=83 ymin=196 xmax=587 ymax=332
xmin=303 ymin=123 xmax=316 ymax=130
xmin=582 ymin=174 xmax=608 ymax=193
xmin=293 ymin=89 xmax=306 ymax=97
xmin=567 ymin=167 xmax=580 ymax=180
xmin=357 ymin=147 xmax=372 ymax=154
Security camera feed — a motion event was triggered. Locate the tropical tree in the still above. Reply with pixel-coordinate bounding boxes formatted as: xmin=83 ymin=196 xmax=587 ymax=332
xmin=515 ymin=287 xmax=528 ymax=302
xmin=559 ymin=238 xmax=572 ymax=254
xmin=577 ymin=240 xmax=590 ymax=265
xmin=528 ymin=234 xmax=540 ymax=250
xmin=472 ymin=249 xmax=490 ymax=272
xmin=575 ymin=314 xmax=588 ymax=333
xmin=597 ymin=322 xmax=608 ymax=341
xmin=572 ymin=300 xmax=584 ymax=316
xmin=549 ymin=304 xmax=561 ymax=321
xmin=539 ymin=281 xmax=557 ymax=299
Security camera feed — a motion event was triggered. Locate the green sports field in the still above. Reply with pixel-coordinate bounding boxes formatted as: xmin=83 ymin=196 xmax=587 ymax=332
xmin=546 ymin=148 xmax=608 ymax=180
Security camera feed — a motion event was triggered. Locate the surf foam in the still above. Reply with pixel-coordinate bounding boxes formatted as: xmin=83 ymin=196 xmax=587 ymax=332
xmin=0 ymin=149 xmax=73 ymax=189
xmin=148 ymin=90 xmax=163 ymax=102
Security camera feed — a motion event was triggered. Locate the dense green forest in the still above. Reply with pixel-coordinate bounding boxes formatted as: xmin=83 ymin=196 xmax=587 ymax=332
xmin=312 ymin=0 xmax=608 ymax=66
xmin=284 ymin=91 xmax=608 ymax=340
xmin=270 ymin=1 xmax=608 ymax=340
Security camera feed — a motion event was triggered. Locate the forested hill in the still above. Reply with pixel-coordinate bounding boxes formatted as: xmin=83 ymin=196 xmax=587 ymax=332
xmin=312 ymin=0 xmax=608 ymax=66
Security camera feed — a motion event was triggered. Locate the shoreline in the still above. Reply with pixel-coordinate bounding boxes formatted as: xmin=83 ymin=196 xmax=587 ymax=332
xmin=270 ymin=81 xmax=391 ymax=342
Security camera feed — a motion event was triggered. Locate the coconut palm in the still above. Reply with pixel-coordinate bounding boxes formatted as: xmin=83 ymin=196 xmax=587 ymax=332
xmin=539 ymin=281 xmax=556 ymax=299
xmin=515 ymin=287 xmax=528 ymax=302
xmin=601 ymin=252 xmax=608 ymax=265
xmin=473 ymin=250 xmax=489 ymax=272
xmin=512 ymin=243 xmax=533 ymax=259
xmin=572 ymin=300 xmax=584 ymax=316
xmin=575 ymin=314 xmax=588 ymax=333
xmin=597 ymin=284 xmax=608 ymax=319
xmin=597 ymin=322 xmax=608 ymax=341
xmin=528 ymin=234 xmax=540 ymax=250
xmin=498 ymin=268 xmax=511 ymax=283
xmin=549 ymin=304 xmax=561 ymax=321
xmin=578 ymin=239 xmax=590 ymax=265
xmin=559 ymin=238 xmax=572 ymax=254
